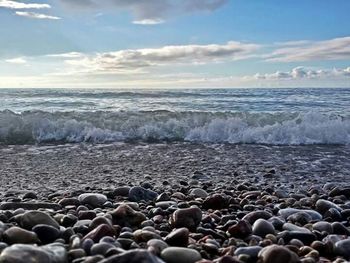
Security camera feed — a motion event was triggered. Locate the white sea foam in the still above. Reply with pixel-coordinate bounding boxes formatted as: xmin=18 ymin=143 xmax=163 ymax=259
xmin=0 ymin=110 xmax=349 ymax=145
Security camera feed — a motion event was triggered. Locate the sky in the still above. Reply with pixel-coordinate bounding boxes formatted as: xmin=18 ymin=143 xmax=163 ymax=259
xmin=0 ymin=0 xmax=349 ymax=88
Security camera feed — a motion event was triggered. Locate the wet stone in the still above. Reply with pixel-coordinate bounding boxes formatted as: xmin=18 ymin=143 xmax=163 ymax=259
xmin=128 ymin=187 xmax=158 ymax=202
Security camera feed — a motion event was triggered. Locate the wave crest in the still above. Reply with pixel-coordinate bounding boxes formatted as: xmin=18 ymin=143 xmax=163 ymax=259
xmin=0 ymin=110 xmax=349 ymax=145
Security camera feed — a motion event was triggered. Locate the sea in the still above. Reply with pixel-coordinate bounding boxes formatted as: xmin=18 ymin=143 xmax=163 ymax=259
xmin=0 ymin=88 xmax=349 ymax=145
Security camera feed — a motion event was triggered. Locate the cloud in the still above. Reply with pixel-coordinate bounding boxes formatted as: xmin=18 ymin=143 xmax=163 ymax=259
xmin=46 ymin=52 xmax=84 ymax=58
xmin=0 ymin=0 xmax=50 ymax=9
xmin=251 ymin=66 xmax=350 ymax=80
xmin=132 ymin=19 xmax=165 ymax=25
xmin=15 ymin=11 xmax=61 ymax=20
xmin=59 ymin=0 xmax=228 ymax=23
xmin=5 ymin=57 xmax=27 ymax=64
xmin=61 ymin=41 xmax=259 ymax=73
xmin=267 ymin=36 xmax=350 ymax=62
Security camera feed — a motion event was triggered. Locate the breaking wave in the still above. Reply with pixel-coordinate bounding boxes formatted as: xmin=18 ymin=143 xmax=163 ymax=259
xmin=0 ymin=110 xmax=349 ymax=145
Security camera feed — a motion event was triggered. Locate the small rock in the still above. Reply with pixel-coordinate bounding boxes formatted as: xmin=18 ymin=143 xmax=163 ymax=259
xmin=164 ymin=228 xmax=189 ymax=247
xmin=189 ymin=188 xmax=208 ymax=198
xmin=20 ymin=211 xmax=60 ymax=230
xmin=3 ymin=227 xmax=39 ymax=244
xmin=234 ymin=246 xmax=262 ymax=259
xmin=169 ymin=207 xmax=202 ymax=231
xmin=32 ymin=224 xmax=60 ymax=244
xmin=129 ymin=187 xmax=158 ymax=202
xmin=258 ymin=245 xmax=299 ymax=263
xmin=252 ymin=219 xmax=275 ymax=237
xmin=100 ymin=249 xmax=164 ymax=263
xmin=110 ymin=204 xmax=146 ymax=227
xmin=202 ymin=194 xmax=229 ymax=210
xmin=161 ymin=247 xmax=202 ymax=263
xmin=228 ymin=220 xmax=252 ymax=239
xmin=78 ymin=193 xmax=107 ymax=208
xmin=83 ymin=224 xmax=115 ymax=243
xmin=334 ymin=239 xmax=350 ymax=259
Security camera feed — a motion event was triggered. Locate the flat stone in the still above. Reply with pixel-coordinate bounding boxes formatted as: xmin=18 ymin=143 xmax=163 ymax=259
xmin=20 ymin=211 xmax=60 ymax=230
xmin=3 ymin=227 xmax=39 ymax=244
xmin=133 ymin=230 xmax=162 ymax=243
xmin=0 ymin=243 xmax=67 ymax=263
xmin=100 ymin=249 xmax=164 ymax=263
xmin=0 ymin=202 xmax=61 ymax=210
xmin=312 ymin=221 xmax=333 ymax=234
xmin=278 ymin=208 xmax=322 ymax=221
xmin=161 ymin=247 xmax=202 ymax=263
xmin=334 ymin=239 xmax=350 ymax=259
xmin=189 ymin=188 xmax=208 ymax=198
xmin=234 ymin=246 xmax=262 ymax=258
xmin=78 ymin=193 xmax=107 ymax=208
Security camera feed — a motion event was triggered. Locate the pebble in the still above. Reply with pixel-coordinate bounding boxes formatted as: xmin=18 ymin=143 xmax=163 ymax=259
xmin=3 ymin=227 xmax=39 ymax=244
xmin=78 ymin=193 xmax=107 ymax=208
xmin=189 ymin=188 xmax=208 ymax=198
xmin=234 ymin=246 xmax=262 ymax=258
xmin=164 ymin=228 xmax=189 ymax=247
xmin=20 ymin=211 xmax=60 ymax=230
xmin=161 ymin=247 xmax=202 ymax=263
xmin=252 ymin=219 xmax=275 ymax=237
xmin=0 ymin=243 xmax=67 ymax=263
xmin=110 ymin=204 xmax=146 ymax=227
xmin=169 ymin=207 xmax=202 ymax=230
xmin=100 ymin=249 xmax=164 ymax=263
xmin=128 ymin=186 xmax=158 ymax=202
xmin=258 ymin=245 xmax=299 ymax=263
xmin=334 ymin=239 xmax=350 ymax=259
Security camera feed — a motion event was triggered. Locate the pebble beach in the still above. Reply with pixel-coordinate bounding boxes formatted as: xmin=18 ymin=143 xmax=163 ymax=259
xmin=0 ymin=142 xmax=350 ymax=263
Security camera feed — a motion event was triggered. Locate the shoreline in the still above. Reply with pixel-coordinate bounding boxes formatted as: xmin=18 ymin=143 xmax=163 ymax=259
xmin=0 ymin=142 xmax=349 ymax=262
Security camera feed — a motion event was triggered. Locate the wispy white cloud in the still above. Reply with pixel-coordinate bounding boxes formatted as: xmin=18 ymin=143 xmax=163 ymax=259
xmin=15 ymin=11 xmax=61 ymax=20
xmin=61 ymin=41 xmax=259 ymax=73
xmin=132 ymin=19 xmax=165 ymax=25
xmin=267 ymin=36 xmax=350 ymax=62
xmin=46 ymin=52 xmax=84 ymax=58
xmin=0 ymin=0 xmax=50 ymax=9
xmin=60 ymin=0 xmax=228 ymax=24
xmin=5 ymin=57 xmax=27 ymax=64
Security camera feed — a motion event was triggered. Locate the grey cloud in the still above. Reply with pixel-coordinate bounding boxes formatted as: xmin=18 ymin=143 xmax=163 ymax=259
xmin=59 ymin=0 xmax=228 ymax=22
xmin=62 ymin=41 xmax=259 ymax=73
xmin=267 ymin=37 xmax=350 ymax=62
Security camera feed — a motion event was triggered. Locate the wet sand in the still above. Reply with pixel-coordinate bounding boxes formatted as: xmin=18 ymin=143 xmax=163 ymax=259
xmin=0 ymin=143 xmax=349 ymax=196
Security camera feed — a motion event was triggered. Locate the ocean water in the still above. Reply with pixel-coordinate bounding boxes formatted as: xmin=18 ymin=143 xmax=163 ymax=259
xmin=0 ymin=88 xmax=349 ymax=145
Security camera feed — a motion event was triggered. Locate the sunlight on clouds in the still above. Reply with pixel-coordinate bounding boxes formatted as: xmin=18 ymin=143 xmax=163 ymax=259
xmin=5 ymin=57 xmax=27 ymax=64
xmin=0 ymin=0 xmax=50 ymax=9
xmin=15 ymin=11 xmax=61 ymax=20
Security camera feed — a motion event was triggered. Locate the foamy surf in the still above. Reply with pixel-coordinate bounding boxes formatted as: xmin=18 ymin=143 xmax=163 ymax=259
xmin=0 ymin=110 xmax=349 ymax=145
